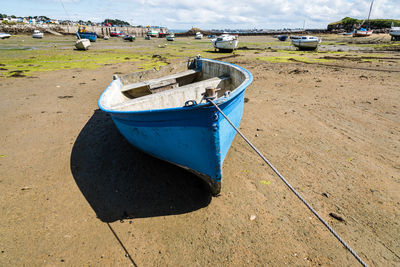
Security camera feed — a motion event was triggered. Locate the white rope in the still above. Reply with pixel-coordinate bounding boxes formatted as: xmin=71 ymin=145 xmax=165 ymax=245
xmin=207 ymin=99 xmax=368 ymax=267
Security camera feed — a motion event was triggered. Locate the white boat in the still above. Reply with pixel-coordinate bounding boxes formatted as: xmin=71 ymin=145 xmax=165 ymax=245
xmin=195 ymin=32 xmax=203 ymax=39
xmin=212 ymin=34 xmax=239 ymax=52
xmin=0 ymin=33 xmax=11 ymax=39
xmin=75 ymin=38 xmax=91 ymax=50
xmin=32 ymin=30 xmax=44 ymax=39
xmin=353 ymin=0 xmax=374 ymax=37
xmin=104 ymin=35 xmax=110 ymax=40
xmin=291 ymin=36 xmax=321 ymax=50
xmin=352 ymin=28 xmax=373 ymax=37
xmin=389 ymin=23 xmax=400 ymax=41
xmin=166 ymin=33 xmax=175 ymax=41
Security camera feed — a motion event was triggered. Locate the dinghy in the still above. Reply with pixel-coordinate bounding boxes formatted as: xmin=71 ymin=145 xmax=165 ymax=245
xmin=32 ymin=30 xmax=44 ymax=39
xmin=389 ymin=22 xmax=400 ymax=41
xmin=98 ymin=56 xmax=253 ymax=195
xmin=166 ymin=33 xmax=175 ymax=41
xmin=0 ymin=33 xmax=11 ymax=39
xmin=75 ymin=38 xmax=91 ymax=50
xmin=195 ymin=32 xmax=203 ymax=39
xmin=212 ymin=33 xmax=239 ymax=52
xmin=291 ymin=36 xmax=321 ymax=50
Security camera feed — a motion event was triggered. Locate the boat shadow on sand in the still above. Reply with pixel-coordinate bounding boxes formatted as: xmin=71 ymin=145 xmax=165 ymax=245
xmin=70 ymin=109 xmax=211 ymax=222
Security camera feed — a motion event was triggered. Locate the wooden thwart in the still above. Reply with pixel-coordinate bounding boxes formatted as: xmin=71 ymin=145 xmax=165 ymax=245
xmin=121 ymin=69 xmax=200 ymax=98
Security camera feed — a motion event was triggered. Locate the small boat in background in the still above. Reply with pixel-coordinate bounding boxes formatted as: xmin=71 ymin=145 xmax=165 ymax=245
xmin=353 ymin=0 xmax=374 ymax=37
xmin=103 ymin=35 xmax=110 ymax=40
xmin=291 ymin=36 xmax=321 ymax=50
xmin=277 ymin=35 xmax=288 ymax=41
xmin=98 ymin=56 xmax=253 ymax=195
xmin=0 ymin=33 xmax=11 ymax=39
xmin=147 ymin=29 xmax=159 ymax=37
xmin=389 ymin=22 xmax=400 ymax=41
xmin=352 ymin=28 xmax=373 ymax=37
xmin=195 ymin=32 xmax=203 ymax=39
xmin=32 ymin=30 xmax=44 ymax=39
xmin=166 ymin=33 xmax=175 ymax=41
xmin=110 ymin=31 xmax=123 ymax=37
xmin=75 ymin=38 xmax=91 ymax=50
xmin=77 ymin=26 xmax=97 ymax=41
xmin=145 ymin=35 xmax=151 ymax=40
xmin=212 ymin=33 xmax=239 ymax=52
xmin=123 ymin=35 xmax=136 ymax=41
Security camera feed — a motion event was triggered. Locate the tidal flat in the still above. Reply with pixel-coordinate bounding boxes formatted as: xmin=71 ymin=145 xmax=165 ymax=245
xmin=0 ymin=34 xmax=399 ymax=266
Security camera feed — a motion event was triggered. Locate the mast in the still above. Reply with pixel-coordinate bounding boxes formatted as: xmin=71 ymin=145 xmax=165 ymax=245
xmin=366 ymin=0 xmax=374 ymax=28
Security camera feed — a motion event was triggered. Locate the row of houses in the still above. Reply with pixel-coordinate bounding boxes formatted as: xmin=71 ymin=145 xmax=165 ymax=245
xmin=1 ymin=17 xmax=61 ymax=25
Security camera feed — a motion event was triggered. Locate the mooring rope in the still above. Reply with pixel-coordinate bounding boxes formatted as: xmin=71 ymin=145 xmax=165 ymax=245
xmin=207 ymin=99 xmax=368 ymax=267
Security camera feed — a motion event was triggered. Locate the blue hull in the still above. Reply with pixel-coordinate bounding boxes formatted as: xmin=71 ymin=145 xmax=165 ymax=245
xmin=277 ymin=35 xmax=288 ymax=41
xmin=76 ymin=32 xmax=97 ymax=42
xmin=98 ymin=58 xmax=252 ymax=195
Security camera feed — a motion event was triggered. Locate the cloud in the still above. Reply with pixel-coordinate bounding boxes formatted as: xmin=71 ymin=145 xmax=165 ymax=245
xmin=4 ymin=0 xmax=399 ymax=29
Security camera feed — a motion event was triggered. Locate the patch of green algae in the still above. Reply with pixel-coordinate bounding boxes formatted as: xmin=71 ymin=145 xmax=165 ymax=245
xmin=0 ymin=48 xmax=152 ymax=77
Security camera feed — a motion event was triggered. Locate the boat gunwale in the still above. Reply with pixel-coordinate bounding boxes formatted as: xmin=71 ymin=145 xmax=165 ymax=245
xmin=98 ymin=58 xmax=253 ymax=115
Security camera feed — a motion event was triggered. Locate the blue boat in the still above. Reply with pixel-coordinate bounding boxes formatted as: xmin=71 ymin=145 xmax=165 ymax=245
xmin=76 ymin=26 xmax=97 ymax=42
xmin=277 ymin=35 xmax=288 ymax=41
xmin=98 ymin=57 xmax=253 ymax=195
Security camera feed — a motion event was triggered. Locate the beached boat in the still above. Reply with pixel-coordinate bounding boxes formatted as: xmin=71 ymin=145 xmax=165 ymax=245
xmin=32 ymin=30 xmax=44 ymax=39
xmin=104 ymin=35 xmax=110 ymax=40
xmin=353 ymin=0 xmax=374 ymax=37
xmin=147 ymin=29 xmax=159 ymax=37
xmin=195 ymin=32 xmax=203 ymax=39
xmin=98 ymin=57 xmax=253 ymax=195
xmin=0 ymin=33 xmax=11 ymax=39
xmin=75 ymin=38 xmax=91 ymax=50
xmin=277 ymin=35 xmax=288 ymax=41
xmin=123 ymin=35 xmax=135 ymax=42
xmin=110 ymin=31 xmax=123 ymax=37
xmin=291 ymin=36 xmax=321 ymax=50
xmin=166 ymin=33 xmax=175 ymax=41
xmin=352 ymin=28 xmax=373 ymax=37
xmin=77 ymin=26 xmax=97 ymax=41
xmin=212 ymin=33 xmax=239 ymax=52
xmin=389 ymin=23 xmax=400 ymax=41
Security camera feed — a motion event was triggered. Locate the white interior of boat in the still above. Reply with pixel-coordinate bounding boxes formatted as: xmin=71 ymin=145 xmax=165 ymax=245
xmin=100 ymin=60 xmax=247 ymax=112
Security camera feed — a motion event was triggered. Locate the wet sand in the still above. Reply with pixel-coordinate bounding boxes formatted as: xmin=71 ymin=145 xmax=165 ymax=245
xmin=0 ymin=35 xmax=399 ymax=266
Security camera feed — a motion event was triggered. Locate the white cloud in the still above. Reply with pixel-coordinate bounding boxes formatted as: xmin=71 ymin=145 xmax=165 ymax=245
xmin=5 ymin=0 xmax=399 ymax=29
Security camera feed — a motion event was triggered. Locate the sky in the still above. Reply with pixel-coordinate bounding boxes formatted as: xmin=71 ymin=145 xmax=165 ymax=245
xmin=2 ymin=0 xmax=399 ymax=29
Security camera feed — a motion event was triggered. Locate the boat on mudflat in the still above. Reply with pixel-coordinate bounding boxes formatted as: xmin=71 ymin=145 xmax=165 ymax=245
xmin=76 ymin=26 xmax=97 ymax=42
xmin=110 ymin=31 xmax=124 ymax=37
xmin=123 ymin=35 xmax=135 ymax=41
xmin=98 ymin=57 xmax=253 ymax=195
xmin=0 ymin=33 xmax=11 ymax=39
xmin=352 ymin=28 xmax=373 ymax=37
xmin=147 ymin=29 xmax=159 ymax=37
xmin=212 ymin=33 xmax=239 ymax=52
xmin=166 ymin=33 xmax=175 ymax=41
xmin=291 ymin=36 xmax=321 ymax=50
xmin=32 ymin=30 xmax=44 ymax=39
xmin=75 ymin=38 xmax=91 ymax=50
xmin=389 ymin=23 xmax=400 ymax=41
xmin=277 ymin=35 xmax=288 ymax=41
xmin=195 ymin=32 xmax=203 ymax=39
xmin=353 ymin=0 xmax=374 ymax=37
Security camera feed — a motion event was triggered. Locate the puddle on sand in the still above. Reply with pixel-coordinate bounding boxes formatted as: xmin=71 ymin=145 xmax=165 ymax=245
xmin=0 ymin=46 xmax=38 ymax=51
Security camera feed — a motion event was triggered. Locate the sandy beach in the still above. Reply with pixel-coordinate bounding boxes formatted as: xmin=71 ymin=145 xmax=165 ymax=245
xmin=0 ymin=34 xmax=399 ymax=266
